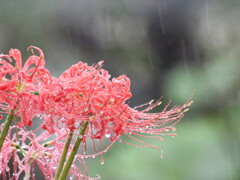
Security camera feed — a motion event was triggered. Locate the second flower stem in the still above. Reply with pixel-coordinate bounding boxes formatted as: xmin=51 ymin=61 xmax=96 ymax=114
xmin=54 ymin=130 xmax=73 ymax=180
xmin=58 ymin=121 xmax=89 ymax=180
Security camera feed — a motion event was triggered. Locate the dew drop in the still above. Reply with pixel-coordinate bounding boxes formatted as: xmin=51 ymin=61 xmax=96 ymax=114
xmin=171 ymin=127 xmax=176 ymax=132
xmin=161 ymin=154 xmax=164 ymax=159
xmin=105 ymin=134 xmax=110 ymax=138
xmin=170 ymin=134 xmax=176 ymax=138
xmin=100 ymin=156 xmax=104 ymax=165
xmin=78 ymin=135 xmax=83 ymax=138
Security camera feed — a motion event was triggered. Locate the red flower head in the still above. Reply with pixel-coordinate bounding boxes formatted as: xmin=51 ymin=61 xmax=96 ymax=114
xmin=0 ymin=47 xmax=51 ymax=127
xmin=0 ymin=125 xmax=98 ymax=180
xmin=40 ymin=59 xmax=192 ymax=154
xmin=0 ymin=46 xmax=193 ymax=179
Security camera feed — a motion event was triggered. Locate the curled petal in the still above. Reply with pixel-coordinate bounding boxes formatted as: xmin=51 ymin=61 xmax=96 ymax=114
xmin=9 ymin=48 xmax=22 ymax=70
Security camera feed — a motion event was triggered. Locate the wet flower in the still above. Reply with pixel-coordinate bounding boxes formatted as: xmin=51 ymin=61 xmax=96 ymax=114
xmin=40 ymin=59 xmax=192 ymax=150
xmin=0 ymin=46 xmax=193 ymax=179
xmin=0 ymin=125 xmax=98 ymax=180
xmin=0 ymin=46 xmax=51 ymax=127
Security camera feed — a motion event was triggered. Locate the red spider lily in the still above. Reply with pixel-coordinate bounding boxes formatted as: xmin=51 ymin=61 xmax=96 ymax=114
xmin=0 ymin=47 xmax=192 ymax=179
xmin=0 ymin=46 xmax=192 ymax=147
xmin=0 ymin=46 xmax=51 ymax=127
xmin=40 ymin=59 xmax=192 ymax=151
xmin=0 ymin=125 xmax=99 ymax=180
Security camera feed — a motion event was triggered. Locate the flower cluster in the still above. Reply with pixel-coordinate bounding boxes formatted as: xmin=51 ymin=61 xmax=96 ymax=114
xmin=0 ymin=47 xmax=192 ymax=179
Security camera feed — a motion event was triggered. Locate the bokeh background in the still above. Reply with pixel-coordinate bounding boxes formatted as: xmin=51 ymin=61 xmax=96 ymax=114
xmin=1 ymin=0 xmax=240 ymax=179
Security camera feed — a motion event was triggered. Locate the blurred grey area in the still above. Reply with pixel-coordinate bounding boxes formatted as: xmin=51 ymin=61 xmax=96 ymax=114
xmin=1 ymin=0 xmax=240 ymax=179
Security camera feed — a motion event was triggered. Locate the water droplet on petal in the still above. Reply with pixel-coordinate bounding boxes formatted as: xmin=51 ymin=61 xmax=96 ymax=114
xmin=105 ymin=134 xmax=110 ymax=138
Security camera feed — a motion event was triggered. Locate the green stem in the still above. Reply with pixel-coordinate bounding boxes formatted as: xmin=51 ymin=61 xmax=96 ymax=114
xmin=0 ymin=110 xmax=14 ymax=151
xmin=58 ymin=122 xmax=89 ymax=180
xmin=24 ymin=170 xmax=30 ymax=180
xmin=54 ymin=131 xmax=73 ymax=180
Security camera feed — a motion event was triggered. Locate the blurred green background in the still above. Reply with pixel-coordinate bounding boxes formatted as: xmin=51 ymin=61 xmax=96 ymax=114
xmin=1 ymin=0 xmax=240 ymax=179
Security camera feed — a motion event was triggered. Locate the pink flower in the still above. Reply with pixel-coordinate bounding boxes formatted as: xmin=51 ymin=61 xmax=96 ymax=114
xmin=0 ymin=125 xmax=98 ymax=180
xmin=40 ymin=59 xmax=192 ymax=151
xmin=0 ymin=46 xmax=193 ymax=179
xmin=0 ymin=46 xmax=51 ymax=127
